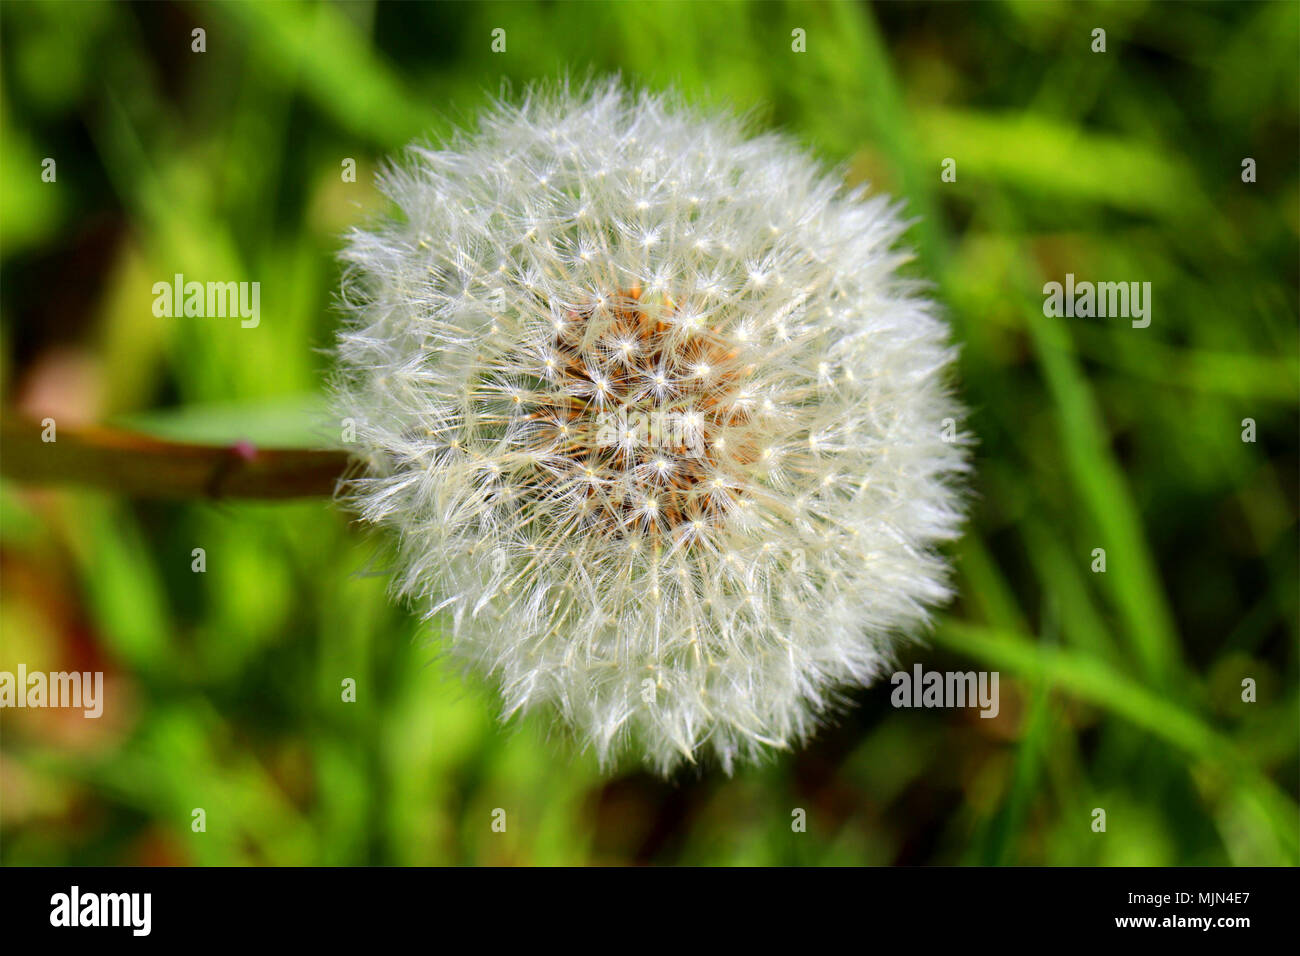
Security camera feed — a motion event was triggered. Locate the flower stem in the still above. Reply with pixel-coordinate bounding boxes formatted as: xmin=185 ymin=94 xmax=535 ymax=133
xmin=1 ymin=415 xmax=353 ymax=500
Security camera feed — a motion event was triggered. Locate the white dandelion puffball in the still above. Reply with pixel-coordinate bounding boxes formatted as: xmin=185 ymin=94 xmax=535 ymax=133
xmin=333 ymin=81 xmax=968 ymax=774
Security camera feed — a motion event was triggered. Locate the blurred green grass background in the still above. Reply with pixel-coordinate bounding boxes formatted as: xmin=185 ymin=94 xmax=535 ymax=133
xmin=1 ymin=0 xmax=1296 ymax=865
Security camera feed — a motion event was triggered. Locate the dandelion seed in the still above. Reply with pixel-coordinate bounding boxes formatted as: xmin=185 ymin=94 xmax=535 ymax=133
xmin=333 ymin=80 xmax=969 ymax=775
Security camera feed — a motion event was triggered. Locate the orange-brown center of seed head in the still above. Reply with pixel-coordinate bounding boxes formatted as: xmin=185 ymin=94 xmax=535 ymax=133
xmin=521 ymin=287 xmax=761 ymax=538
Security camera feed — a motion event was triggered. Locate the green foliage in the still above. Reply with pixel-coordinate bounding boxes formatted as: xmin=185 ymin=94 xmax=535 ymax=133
xmin=1 ymin=0 xmax=1295 ymax=865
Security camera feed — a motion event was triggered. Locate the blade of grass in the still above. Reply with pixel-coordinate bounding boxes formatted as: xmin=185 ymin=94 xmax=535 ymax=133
xmin=935 ymin=619 xmax=1299 ymax=861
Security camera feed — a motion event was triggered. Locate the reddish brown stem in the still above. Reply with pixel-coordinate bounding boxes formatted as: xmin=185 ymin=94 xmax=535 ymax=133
xmin=1 ymin=415 xmax=354 ymax=500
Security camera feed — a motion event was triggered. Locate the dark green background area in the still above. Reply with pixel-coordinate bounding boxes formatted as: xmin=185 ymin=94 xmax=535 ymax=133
xmin=1 ymin=0 xmax=1295 ymax=865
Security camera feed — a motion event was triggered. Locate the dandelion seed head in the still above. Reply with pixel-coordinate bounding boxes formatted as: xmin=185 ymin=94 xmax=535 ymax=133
xmin=333 ymin=80 xmax=969 ymax=774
